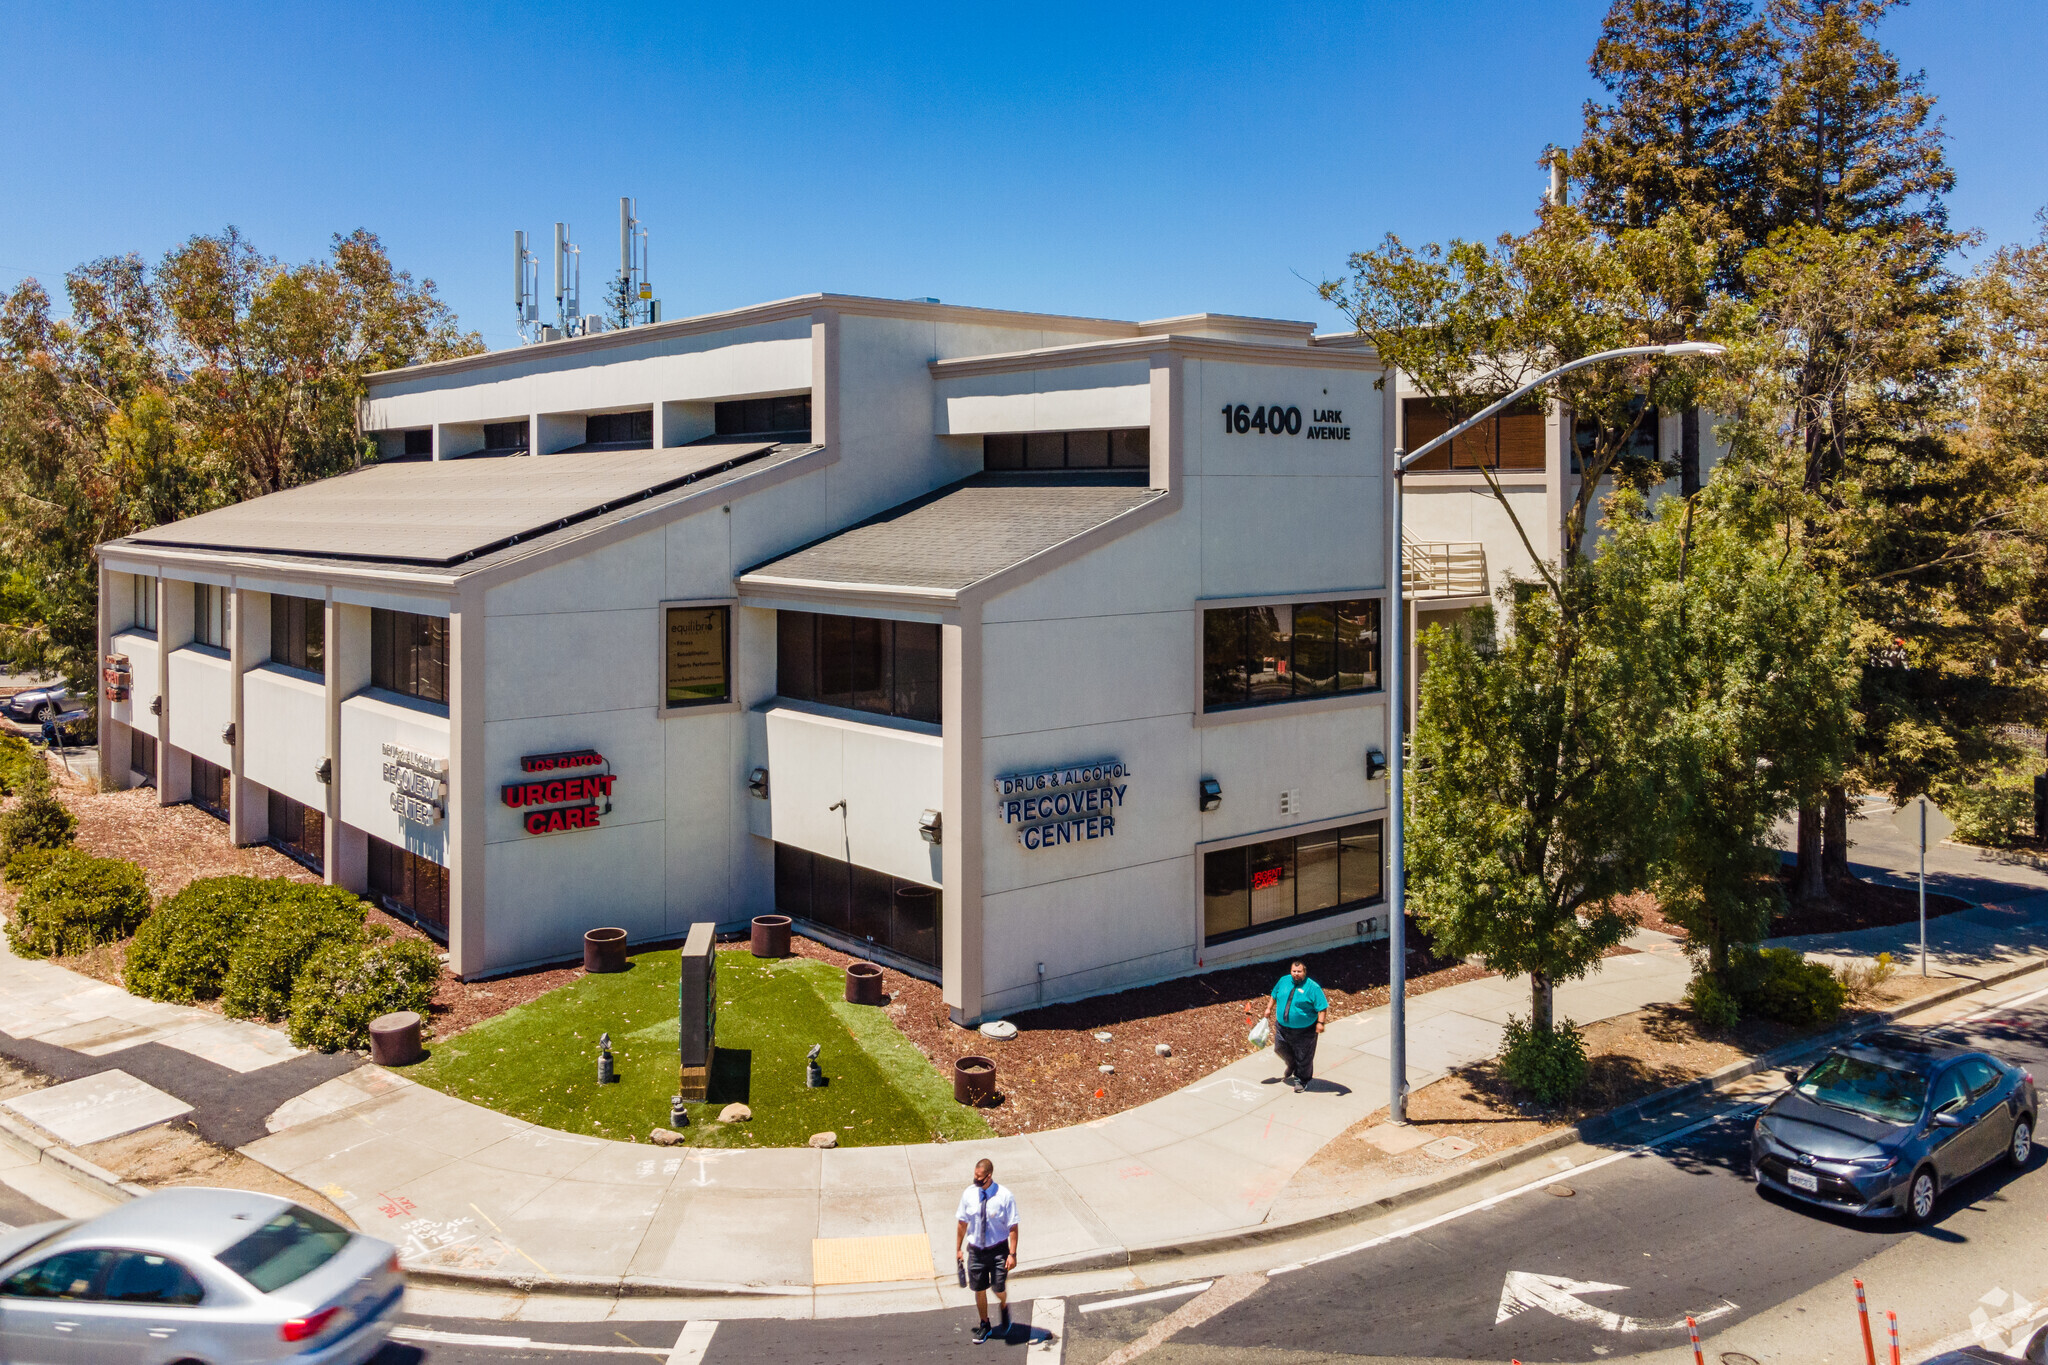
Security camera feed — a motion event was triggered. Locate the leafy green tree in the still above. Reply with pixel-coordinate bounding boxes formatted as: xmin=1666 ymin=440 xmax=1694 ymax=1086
xmin=1607 ymin=488 xmax=1857 ymax=973
xmin=1405 ymin=575 xmax=1659 ymax=1033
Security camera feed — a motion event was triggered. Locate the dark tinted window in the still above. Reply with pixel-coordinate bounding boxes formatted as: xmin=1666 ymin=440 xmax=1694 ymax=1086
xmin=1959 ymin=1058 xmax=2003 ymax=1097
xmin=267 ymin=788 xmax=324 ymax=873
xmin=402 ymin=429 xmax=432 ymax=458
xmin=1204 ymin=600 xmax=1380 ymax=710
xmin=983 ymin=429 xmax=1148 ymax=472
xmin=715 ymin=393 xmax=811 ymax=438
xmin=585 ymin=410 xmax=652 ymax=446
xmin=1797 ymin=1054 xmax=1926 ymax=1125
xmin=481 ymin=420 xmax=529 ymax=451
xmin=190 ymin=755 xmax=230 ymax=823
xmin=101 ymin=1251 xmax=204 ymax=1306
xmin=369 ymin=836 xmax=448 ymax=936
xmin=194 ymin=582 xmax=227 ymax=649
xmin=1202 ymin=820 xmax=1386 ymax=946
xmin=773 ymin=841 xmax=941 ymax=967
xmin=1572 ymin=396 xmax=1659 ymax=475
xmin=371 ymin=609 xmax=449 ymax=705
xmin=270 ymin=594 xmax=325 ymax=674
xmin=0 ymin=1248 xmax=114 ymax=1299
xmin=217 ymin=1206 xmax=350 ymax=1293
xmin=777 ymin=612 xmax=940 ymax=724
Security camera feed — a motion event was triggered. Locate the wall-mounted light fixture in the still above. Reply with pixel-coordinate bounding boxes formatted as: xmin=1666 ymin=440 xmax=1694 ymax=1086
xmin=747 ymin=767 xmax=769 ymax=799
xmin=1365 ymin=748 xmax=1388 ymax=781
xmin=314 ymin=757 xmax=332 ymax=785
xmin=918 ymin=809 xmax=942 ymax=845
xmin=149 ymin=696 xmax=162 ymax=716
xmin=220 ymin=722 xmax=236 ymax=746
xmin=1198 ymin=777 xmax=1222 ymax=812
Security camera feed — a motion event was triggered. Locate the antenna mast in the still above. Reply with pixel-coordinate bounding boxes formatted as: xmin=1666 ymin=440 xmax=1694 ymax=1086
xmin=514 ymin=231 xmax=542 ymax=344
xmin=617 ymin=197 xmax=657 ymax=327
xmin=553 ymin=222 xmax=582 ymax=335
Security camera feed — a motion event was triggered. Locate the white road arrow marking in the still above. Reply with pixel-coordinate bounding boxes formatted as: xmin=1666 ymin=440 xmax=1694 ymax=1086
xmin=1494 ymin=1272 xmax=1736 ymax=1333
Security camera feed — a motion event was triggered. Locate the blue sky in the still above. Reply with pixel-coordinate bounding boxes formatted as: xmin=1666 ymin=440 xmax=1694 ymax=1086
xmin=3 ymin=1 xmax=2043 ymax=350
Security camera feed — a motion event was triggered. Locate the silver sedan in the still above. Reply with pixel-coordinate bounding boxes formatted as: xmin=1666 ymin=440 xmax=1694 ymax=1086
xmin=0 ymin=1186 xmax=403 ymax=1365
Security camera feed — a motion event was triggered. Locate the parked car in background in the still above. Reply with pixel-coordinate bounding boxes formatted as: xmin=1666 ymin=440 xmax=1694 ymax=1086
xmin=0 ymin=682 xmax=68 ymax=724
xmin=1752 ymin=1029 xmax=2037 ymax=1222
xmin=0 ymin=1187 xmax=403 ymax=1365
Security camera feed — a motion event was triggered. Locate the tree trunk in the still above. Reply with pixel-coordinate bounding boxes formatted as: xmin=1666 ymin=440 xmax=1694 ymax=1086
xmin=1794 ymin=802 xmax=1827 ymax=901
xmin=1681 ymin=405 xmax=1701 ymax=496
xmin=1530 ymin=971 xmax=1554 ymax=1034
xmin=1822 ymin=786 xmax=1851 ymax=885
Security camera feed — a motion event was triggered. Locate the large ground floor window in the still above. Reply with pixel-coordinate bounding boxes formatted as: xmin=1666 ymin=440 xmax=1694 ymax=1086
xmin=1203 ymin=819 xmax=1384 ymax=946
xmin=189 ymin=755 xmax=229 ymax=823
xmin=369 ymin=835 xmax=448 ymax=938
xmin=773 ymin=842 xmax=941 ymax=968
xmin=130 ymin=729 xmax=156 ymax=783
xmin=266 ymin=788 xmax=324 ymax=873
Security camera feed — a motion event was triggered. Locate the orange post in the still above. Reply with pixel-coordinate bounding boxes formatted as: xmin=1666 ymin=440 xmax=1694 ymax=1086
xmin=1887 ymin=1310 xmax=1902 ymax=1365
xmin=1855 ymin=1280 xmax=1877 ymax=1365
xmin=1688 ymin=1316 xmax=1705 ymax=1365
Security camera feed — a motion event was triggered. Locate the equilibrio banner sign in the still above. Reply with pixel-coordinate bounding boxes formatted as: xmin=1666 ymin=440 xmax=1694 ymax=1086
xmin=993 ymin=760 xmax=1130 ymax=850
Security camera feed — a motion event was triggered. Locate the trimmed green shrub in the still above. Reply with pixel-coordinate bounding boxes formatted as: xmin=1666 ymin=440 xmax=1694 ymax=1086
xmin=220 ymin=885 xmax=370 ymax=1021
xmin=5 ymin=849 xmax=151 ymax=957
xmin=0 ymin=761 xmax=76 ymax=865
xmin=0 ymin=734 xmax=39 ymax=795
xmin=1685 ymin=972 xmax=1742 ymax=1030
xmin=1498 ymin=1016 xmax=1589 ymax=1105
xmin=1734 ymin=946 xmax=1846 ymax=1027
xmin=287 ymin=930 xmax=443 ymax=1052
xmin=2 ymin=845 xmax=63 ymax=889
xmin=125 ymin=876 xmax=269 ymax=1002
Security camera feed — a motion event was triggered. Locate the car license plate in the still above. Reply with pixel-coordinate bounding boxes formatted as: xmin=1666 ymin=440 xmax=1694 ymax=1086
xmin=1788 ymin=1168 xmax=1819 ymax=1192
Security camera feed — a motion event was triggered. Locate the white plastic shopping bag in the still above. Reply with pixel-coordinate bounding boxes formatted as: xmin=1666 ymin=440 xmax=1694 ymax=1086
xmin=1248 ymin=1017 xmax=1271 ymax=1046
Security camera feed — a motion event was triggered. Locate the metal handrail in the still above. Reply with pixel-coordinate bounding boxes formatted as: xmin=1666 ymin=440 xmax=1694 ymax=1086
xmin=1401 ymin=538 xmax=1487 ymax=598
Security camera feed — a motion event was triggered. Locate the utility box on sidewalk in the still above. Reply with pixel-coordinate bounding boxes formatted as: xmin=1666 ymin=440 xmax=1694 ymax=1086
xmin=678 ymin=922 xmax=716 ymax=1100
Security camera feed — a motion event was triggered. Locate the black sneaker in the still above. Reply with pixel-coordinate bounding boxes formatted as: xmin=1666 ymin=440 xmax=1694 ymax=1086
xmin=999 ymin=1308 xmax=1012 ymax=1336
xmin=1289 ymin=1077 xmax=1305 ymax=1092
xmin=974 ymin=1321 xmax=993 ymax=1344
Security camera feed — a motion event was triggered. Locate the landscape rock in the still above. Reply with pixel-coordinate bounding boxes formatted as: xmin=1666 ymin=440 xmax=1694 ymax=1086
xmin=1093 ymin=1031 xmax=1113 ymax=1042
xmin=718 ymin=1103 xmax=752 ymax=1123
xmin=808 ymin=1131 xmax=838 ymax=1149
xmin=650 ymin=1128 xmax=683 ymax=1147
xmin=1155 ymin=1043 xmax=1172 ymax=1057
xmin=1099 ymin=1064 xmax=1115 ymax=1074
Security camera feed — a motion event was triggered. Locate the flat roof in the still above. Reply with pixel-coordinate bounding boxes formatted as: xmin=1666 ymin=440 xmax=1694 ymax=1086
xmin=122 ymin=440 xmax=788 ymax=568
xmin=740 ymin=473 xmax=1165 ymax=594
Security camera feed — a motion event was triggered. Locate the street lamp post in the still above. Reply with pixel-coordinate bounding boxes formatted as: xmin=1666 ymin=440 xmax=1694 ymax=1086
xmin=1382 ymin=341 xmax=1723 ymax=1124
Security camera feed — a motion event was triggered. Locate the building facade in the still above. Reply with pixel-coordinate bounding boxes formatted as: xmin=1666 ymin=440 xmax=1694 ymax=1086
xmin=97 ymin=295 xmax=1397 ymax=1024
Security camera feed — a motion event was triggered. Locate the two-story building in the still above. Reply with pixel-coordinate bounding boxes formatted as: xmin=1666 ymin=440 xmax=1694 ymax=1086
xmin=96 ymin=294 xmax=1399 ymax=1025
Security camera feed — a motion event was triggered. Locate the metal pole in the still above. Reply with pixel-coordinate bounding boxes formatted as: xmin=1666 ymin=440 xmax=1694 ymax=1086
xmin=1919 ymin=799 xmax=1928 ymax=977
xmin=1387 ymin=459 xmax=1408 ymax=1124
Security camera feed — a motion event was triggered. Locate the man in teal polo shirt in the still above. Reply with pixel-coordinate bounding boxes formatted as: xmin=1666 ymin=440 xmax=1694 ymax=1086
xmin=1262 ymin=959 xmax=1330 ymax=1092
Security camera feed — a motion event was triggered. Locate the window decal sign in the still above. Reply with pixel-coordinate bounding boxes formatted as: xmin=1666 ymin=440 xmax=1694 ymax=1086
xmin=503 ymin=749 xmax=616 ymax=835
xmin=994 ymin=760 xmax=1129 ymax=850
xmin=382 ymin=743 xmax=447 ymax=827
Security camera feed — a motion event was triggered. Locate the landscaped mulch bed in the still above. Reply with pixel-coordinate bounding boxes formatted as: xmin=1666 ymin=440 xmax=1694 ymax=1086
xmin=22 ymin=759 xmax=578 ymax=1035
xmin=1295 ymin=971 xmax=1953 ymax=1189
xmin=776 ymin=931 xmax=1486 ymax=1137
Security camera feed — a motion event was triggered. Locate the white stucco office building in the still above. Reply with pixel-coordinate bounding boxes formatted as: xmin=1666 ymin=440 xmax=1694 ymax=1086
xmin=96 ymin=294 xmax=1397 ymax=1024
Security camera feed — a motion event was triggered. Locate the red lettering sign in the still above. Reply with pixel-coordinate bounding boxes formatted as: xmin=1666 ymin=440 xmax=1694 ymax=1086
xmin=523 ymin=803 xmax=601 ymax=835
xmin=1251 ymin=866 xmax=1283 ymax=891
xmin=520 ymin=749 xmax=606 ymax=774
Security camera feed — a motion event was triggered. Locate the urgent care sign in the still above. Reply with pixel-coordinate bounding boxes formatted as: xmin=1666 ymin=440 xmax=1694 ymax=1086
xmin=502 ymin=749 xmax=617 ymax=835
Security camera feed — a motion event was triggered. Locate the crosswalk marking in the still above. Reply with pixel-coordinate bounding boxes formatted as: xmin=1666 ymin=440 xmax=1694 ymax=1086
xmin=668 ymin=1320 xmax=718 ymax=1365
xmin=1027 ymin=1298 xmax=1065 ymax=1362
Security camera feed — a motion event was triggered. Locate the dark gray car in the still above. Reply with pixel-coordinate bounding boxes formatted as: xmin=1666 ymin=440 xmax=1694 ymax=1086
xmin=1752 ymin=1029 xmax=2037 ymax=1222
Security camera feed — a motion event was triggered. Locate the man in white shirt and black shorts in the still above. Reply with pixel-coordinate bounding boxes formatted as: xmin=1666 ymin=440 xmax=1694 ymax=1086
xmin=955 ymin=1157 xmax=1019 ymax=1343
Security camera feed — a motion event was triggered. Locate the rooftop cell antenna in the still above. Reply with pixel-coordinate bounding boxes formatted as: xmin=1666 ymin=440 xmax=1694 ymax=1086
xmin=514 ymin=231 xmax=542 ymax=344
xmin=617 ymin=197 xmax=657 ymax=327
xmin=553 ymin=221 xmax=582 ymax=333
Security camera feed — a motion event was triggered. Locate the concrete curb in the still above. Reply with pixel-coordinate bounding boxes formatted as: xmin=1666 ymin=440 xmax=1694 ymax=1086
xmin=0 ymin=1111 xmax=150 ymax=1207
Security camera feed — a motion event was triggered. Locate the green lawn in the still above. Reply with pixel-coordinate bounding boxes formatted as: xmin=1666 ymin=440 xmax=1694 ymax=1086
xmin=409 ymin=949 xmax=991 ymax=1148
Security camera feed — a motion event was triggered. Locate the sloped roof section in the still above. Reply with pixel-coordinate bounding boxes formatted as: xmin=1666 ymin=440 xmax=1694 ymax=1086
xmin=741 ymin=473 xmax=1164 ymax=594
xmin=125 ymin=440 xmax=785 ymax=567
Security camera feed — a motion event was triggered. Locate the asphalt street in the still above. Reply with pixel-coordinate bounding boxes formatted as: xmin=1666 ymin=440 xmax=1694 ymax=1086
xmin=368 ymin=997 xmax=2048 ymax=1365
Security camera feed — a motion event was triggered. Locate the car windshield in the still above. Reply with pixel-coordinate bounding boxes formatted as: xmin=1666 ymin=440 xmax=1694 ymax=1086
xmin=216 ymin=1207 xmax=350 ymax=1292
xmin=1796 ymin=1053 xmax=1926 ymax=1125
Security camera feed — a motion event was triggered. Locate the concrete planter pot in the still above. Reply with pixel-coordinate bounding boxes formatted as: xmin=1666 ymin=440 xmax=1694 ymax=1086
xmin=583 ymin=927 xmax=628 ymax=973
xmin=954 ymin=1055 xmax=997 ymax=1106
xmin=845 ymin=961 xmax=884 ymax=1006
xmin=751 ymin=915 xmax=792 ymax=958
xmin=369 ymin=1011 xmax=424 ymax=1066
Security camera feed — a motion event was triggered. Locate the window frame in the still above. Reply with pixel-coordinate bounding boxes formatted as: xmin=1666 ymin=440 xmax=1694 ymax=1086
xmin=269 ymin=593 xmax=326 ymax=677
xmin=657 ymin=598 xmax=740 ymax=716
xmin=982 ymin=428 xmax=1151 ymax=473
xmin=1400 ymin=397 xmax=1550 ymax=475
xmin=1197 ymin=813 xmax=1388 ymax=948
xmin=131 ymin=574 xmax=158 ymax=634
xmin=1194 ymin=591 xmax=1386 ymax=725
xmin=369 ymin=607 xmax=450 ymax=707
xmin=191 ymin=582 xmax=229 ymax=652
xmin=773 ymin=608 xmax=943 ymax=727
